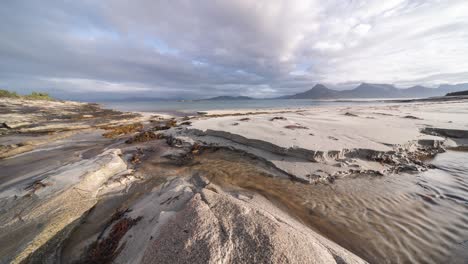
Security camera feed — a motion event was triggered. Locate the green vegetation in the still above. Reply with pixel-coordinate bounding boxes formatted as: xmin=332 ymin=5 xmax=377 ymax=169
xmin=24 ymin=92 xmax=53 ymax=100
xmin=0 ymin=89 xmax=53 ymax=100
xmin=446 ymin=90 xmax=468 ymax=96
xmin=0 ymin=89 xmax=20 ymax=98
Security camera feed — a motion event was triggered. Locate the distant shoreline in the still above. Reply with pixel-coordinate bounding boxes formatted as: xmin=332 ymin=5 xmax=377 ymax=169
xmin=96 ymin=95 xmax=468 ymax=114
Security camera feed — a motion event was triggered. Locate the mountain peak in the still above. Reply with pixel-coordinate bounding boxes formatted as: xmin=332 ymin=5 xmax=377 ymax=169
xmin=283 ymin=84 xmax=337 ymax=99
xmin=311 ymin=84 xmax=328 ymax=91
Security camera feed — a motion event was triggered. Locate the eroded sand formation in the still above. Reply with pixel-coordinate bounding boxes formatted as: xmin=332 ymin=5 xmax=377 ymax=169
xmin=1 ymin=97 xmax=467 ymax=263
xmin=171 ymin=101 xmax=468 ymax=182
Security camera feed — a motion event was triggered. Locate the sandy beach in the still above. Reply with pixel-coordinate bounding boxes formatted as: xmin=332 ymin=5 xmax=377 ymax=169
xmin=1 ymin=97 xmax=468 ymax=263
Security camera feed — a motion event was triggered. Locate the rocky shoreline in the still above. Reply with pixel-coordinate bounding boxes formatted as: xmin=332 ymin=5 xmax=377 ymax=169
xmin=1 ymin=97 xmax=467 ymax=263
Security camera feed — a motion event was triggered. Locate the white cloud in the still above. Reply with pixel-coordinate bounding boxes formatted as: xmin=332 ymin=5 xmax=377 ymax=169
xmin=1 ymin=0 xmax=468 ymax=98
xmin=313 ymin=41 xmax=344 ymax=52
xmin=353 ymin=24 xmax=372 ymax=36
xmin=43 ymin=78 xmax=153 ymax=93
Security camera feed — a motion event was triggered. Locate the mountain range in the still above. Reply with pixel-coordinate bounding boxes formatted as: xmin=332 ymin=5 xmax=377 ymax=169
xmin=200 ymin=82 xmax=468 ymax=100
xmin=279 ymin=83 xmax=468 ymax=99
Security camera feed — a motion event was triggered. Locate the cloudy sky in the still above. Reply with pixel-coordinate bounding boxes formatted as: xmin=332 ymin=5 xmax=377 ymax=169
xmin=1 ymin=0 xmax=468 ymax=99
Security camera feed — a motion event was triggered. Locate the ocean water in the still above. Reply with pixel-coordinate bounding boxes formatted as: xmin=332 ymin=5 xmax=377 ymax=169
xmin=98 ymin=99 xmax=387 ymax=114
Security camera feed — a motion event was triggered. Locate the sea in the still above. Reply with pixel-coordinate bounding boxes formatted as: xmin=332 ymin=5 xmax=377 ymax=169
xmin=98 ymin=98 xmax=390 ymax=115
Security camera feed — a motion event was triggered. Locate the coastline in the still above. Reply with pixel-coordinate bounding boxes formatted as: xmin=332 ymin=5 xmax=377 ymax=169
xmin=1 ymin=97 xmax=467 ymax=263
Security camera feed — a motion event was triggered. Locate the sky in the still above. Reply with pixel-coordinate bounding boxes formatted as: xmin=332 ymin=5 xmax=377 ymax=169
xmin=1 ymin=0 xmax=468 ymax=100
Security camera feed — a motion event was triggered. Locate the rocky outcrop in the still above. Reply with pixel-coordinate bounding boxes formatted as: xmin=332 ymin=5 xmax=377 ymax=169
xmin=0 ymin=98 xmax=140 ymax=136
xmin=0 ymin=131 xmax=78 ymax=159
xmin=0 ymin=98 xmax=144 ymax=162
xmin=0 ymin=149 xmax=128 ymax=264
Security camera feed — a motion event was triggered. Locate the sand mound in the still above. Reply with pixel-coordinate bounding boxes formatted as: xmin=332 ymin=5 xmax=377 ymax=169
xmin=142 ymin=187 xmax=365 ymax=264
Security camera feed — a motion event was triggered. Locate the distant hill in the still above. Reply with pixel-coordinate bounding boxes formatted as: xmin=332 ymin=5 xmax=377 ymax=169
xmin=340 ymin=83 xmax=398 ymax=98
xmin=401 ymin=85 xmax=436 ymax=98
xmin=280 ymin=83 xmax=468 ymax=99
xmin=201 ymin=95 xmax=253 ymax=101
xmin=282 ymin=84 xmax=338 ymax=99
xmin=439 ymin=83 xmax=468 ymax=93
xmin=446 ymin=90 xmax=468 ymax=96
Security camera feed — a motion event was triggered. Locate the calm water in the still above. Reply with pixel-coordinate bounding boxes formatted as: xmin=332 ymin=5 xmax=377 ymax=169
xmin=98 ymin=99 xmax=387 ymax=114
xmin=192 ymin=150 xmax=468 ymax=263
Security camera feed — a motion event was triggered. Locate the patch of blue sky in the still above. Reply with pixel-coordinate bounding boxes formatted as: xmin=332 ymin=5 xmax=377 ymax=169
xmin=290 ymin=62 xmax=312 ymax=76
xmin=69 ymin=27 xmax=120 ymax=41
xmin=144 ymin=37 xmax=179 ymax=55
xmin=191 ymin=60 xmax=208 ymax=66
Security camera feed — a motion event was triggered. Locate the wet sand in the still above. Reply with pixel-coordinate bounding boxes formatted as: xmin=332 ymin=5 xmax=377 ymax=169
xmin=192 ymin=149 xmax=468 ymax=263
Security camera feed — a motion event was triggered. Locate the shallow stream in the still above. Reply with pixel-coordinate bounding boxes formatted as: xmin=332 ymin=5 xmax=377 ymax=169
xmin=192 ymin=150 xmax=468 ymax=263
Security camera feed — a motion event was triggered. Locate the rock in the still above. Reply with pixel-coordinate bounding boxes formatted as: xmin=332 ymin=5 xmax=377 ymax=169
xmin=125 ymin=131 xmax=163 ymax=144
xmin=270 ymin=116 xmax=287 ymax=121
xmin=152 ymin=120 xmax=177 ymax=131
xmin=102 ymin=123 xmax=144 ymax=138
xmin=0 ymin=149 xmax=127 ymax=263
xmin=0 ymin=97 xmax=140 ymax=136
xmin=403 ymin=115 xmax=422 ymax=120
xmin=345 ymin=112 xmax=358 ymax=117
xmin=180 ymin=121 xmax=192 ymax=126
xmin=0 ymin=122 xmax=11 ymax=129
xmin=79 ymin=214 xmax=143 ymax=264
xmin=396 ymin=164 xmax=420 ymax=172
xmin=284 ymin=124 xmax=308 ymax=130
xmin=161 ymin=149 xmax=194 ymax=165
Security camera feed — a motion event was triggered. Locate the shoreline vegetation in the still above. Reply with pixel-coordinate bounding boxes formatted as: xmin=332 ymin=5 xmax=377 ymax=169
xmin=0 ymin=89 xmax=54 ymax=101
xmin=0 ymin=95 xmax=468 ymax=263
xmin=446 ymin=90 xmax=468 ymax=96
